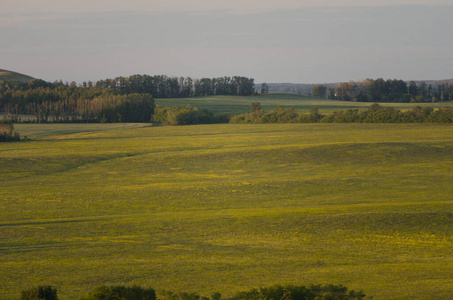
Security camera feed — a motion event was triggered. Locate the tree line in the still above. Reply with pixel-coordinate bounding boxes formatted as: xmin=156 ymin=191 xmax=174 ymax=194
xmin=312 ymin=78 xmax=453 ymax=103
xmin=4 ymin=93 xmax=154 ymax=124
xmin=21 ymin=283 xmax=369 ymax=300
xmin=230 ymin=102 xmax=453 ymax=124
xmin=96 ymin=75 xmax=255 ymax=98
xmin=0 ymin=75 xmax=255 ymax=117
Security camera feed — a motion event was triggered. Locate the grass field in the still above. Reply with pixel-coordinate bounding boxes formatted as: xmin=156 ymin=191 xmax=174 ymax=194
xmin=155 ymin=93 xmax=453 ymax=114
xmin=1 ymin=123 xmax=453 ymax=299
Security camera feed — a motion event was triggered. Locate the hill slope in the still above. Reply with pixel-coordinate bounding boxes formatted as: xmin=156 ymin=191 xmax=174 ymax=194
xmin=0 ymin=69 xmax=34 ymax=82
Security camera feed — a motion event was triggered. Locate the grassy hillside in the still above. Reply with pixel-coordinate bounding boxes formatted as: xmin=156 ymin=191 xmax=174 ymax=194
xmin=1 ymin=123 xmax=452 ymax=299
xmin=0 ymin=68 xmax=34 ymax=82
xmin=155 ymin=93 xmax=453 ymax=114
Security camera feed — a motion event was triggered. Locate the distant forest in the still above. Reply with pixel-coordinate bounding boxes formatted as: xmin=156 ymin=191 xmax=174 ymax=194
xmin=264 ymin=78 xmax=453 ymax=103
xmin=0 ymin=75 xmax=255 ymax=122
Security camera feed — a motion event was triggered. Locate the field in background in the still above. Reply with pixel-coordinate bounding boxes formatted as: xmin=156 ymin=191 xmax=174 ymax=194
xmin=2 ymin=93 xmax=452 ymax=123
xmin=1 ymin=123 xmax=453 ymax=299
xmin=155 ymin=93 xmax=453 ymax=114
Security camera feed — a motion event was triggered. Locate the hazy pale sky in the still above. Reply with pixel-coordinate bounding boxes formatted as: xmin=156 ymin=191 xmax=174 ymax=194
xmin=2 ymin=0 xmax=453 ymax=83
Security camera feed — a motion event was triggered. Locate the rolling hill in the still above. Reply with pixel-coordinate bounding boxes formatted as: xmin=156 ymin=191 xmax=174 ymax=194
xmin=2 ymin=123 xmax=453 ymax=299
xmin=0 ymin=68 xmax=34 ymax=82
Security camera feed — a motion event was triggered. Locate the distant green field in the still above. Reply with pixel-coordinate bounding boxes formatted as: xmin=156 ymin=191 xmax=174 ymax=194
xmin=1 ymin=123 xmax=453 ymax=299
xmin=155 ymin=93 xmax=453 ymax=114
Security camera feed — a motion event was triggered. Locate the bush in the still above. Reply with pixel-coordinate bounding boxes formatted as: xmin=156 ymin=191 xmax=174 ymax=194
xmin=213 ymin=112 xmax=232 ymax=124
xmin=81 ymin=285 xmax=156 ymax=300
xmin=231 ymin=284 xmax=368 ymax=300
xmin=99 ymin=93 xmax=154 ymax=123
xmin=0 ymin=118 xmax=21 ymax=142
xmin=157 ymin=290 xmax=202 ymax=300
xmin=21 ymin=286 xmax=58 ymax=300
xmin=152 ymin=105 xmax=218 ymax=125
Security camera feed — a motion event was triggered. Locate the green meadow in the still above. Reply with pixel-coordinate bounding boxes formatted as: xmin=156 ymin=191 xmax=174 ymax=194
xmin=0 ymin=69 xmax=34 ymax=83
xmin=1 ymin=123 xmax=453 ymax=299
xmin=155 ymin=93 xmax=453 ymax=114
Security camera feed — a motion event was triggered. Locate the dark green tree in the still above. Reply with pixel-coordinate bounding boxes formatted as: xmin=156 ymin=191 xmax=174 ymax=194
xmin=21 ymin=286 xmax=58 ymax=300
xmin=312 ymin=85 xmax=327 ymax=98
xmin=367 ymin=78 xmax=387 ymax=101
xmin=408 ymin=81 xmax=418 ymax=97
xmin=419 ymin=82 xmax=427 ymax=98
xmin=328 ymin=86 xmax=336 ymax=99
xmin=261 ymin=82 xmax=269 ymax=94
xmin=0 ymin=118 xmax=20 ymax=142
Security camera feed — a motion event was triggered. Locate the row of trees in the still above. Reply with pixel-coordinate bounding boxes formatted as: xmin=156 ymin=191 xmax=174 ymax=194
xmin=21 ymin=283 xmax=369 ymax=300
xmin=0 ymin=79 xmax=114 ymax=114
xmin=230 ymin=102 xmax=453 ymax=124
xmin=312 ymin=79 xmax=453 ymax=103
xmin=13 ymin=93 xmax=155 ymax=123
xmin=0 ymin=75 xmax=255 ymax=116
xmin=96 ymin=75 xmax=255 ymax=98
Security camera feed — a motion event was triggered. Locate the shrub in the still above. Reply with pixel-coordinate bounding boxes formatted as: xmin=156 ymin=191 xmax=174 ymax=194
xmin=0 ymin=118 xmax=21 ymax=142
xmin=152 ymin=105 xmax=217 ymax=125
xmin=231 ymin=284 xmax=368 ymax=300
xmin=157 ymin=290 xmax=202 ymax=300
xmin=21 ymin=286 xmax=58 ymax=300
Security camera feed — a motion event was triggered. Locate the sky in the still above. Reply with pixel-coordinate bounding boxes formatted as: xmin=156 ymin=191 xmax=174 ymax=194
xmin=1 ymin=0 xmax=453 ymax=84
